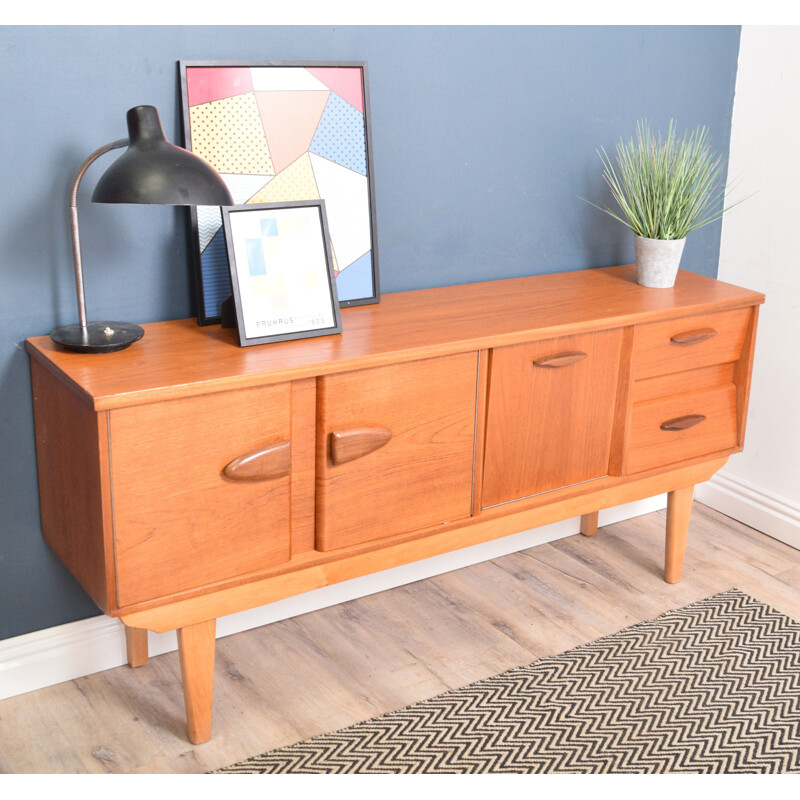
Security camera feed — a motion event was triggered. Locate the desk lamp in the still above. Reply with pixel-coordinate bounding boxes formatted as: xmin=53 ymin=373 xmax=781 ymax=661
xmin=51 ymin=105 xmax=234 ymax=353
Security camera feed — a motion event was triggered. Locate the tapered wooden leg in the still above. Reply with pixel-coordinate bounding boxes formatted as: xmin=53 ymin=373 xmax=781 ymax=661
xmin=177 ymin=619 xmax=216 ymax=744
xmin=125 ymin=626 xmax=149 ymax=668
xmin=580 ymin=511 xmax=600 ymax=536
xmin=665 ymin=486 xmax=695 ymax=584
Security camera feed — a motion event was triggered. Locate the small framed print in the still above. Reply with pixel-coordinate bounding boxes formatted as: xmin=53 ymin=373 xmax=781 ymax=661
xmin=222 ymin=200 xmax=342 ymax=346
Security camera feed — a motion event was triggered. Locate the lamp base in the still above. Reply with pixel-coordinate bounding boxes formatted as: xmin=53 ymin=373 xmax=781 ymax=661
xmin=50 ymin=321 xmax=145 ymax=353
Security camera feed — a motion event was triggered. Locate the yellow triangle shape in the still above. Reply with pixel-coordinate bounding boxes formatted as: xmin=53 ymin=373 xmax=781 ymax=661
xmin=249 ymin=153 xmax=319 ymax=204
xmin=189 ymin=94 xmax=273 ymax=175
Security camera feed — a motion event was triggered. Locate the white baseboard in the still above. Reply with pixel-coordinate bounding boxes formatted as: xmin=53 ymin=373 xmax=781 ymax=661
xmin=695 ymin=470 xmax=800 ymax=551
xmin=0 ymin=496 xmax=667 ymax=702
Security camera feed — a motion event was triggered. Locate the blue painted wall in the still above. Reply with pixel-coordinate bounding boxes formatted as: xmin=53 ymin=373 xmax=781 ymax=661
xmin=0 ymin=25 xmax=741 ymax=639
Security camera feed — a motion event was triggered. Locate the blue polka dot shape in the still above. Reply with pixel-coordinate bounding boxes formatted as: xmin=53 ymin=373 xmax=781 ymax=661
xmin=310 ymin=93 xmax=367 ymax=176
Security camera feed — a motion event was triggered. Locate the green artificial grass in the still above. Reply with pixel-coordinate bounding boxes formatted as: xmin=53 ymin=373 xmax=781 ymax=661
xmin=589 ymin=119 xmax=739 ymax=241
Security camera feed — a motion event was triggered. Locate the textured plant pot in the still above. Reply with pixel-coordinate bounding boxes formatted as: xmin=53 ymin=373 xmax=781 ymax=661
xmin=634 ymin=235 xmax=687 ymax=288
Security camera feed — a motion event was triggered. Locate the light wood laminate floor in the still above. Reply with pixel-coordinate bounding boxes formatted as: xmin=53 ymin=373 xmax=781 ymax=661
xmin=1 ymin=502 xmax=799 ymax=774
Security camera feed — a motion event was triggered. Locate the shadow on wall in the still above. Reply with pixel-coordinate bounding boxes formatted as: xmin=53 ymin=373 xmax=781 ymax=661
xmin=0 ymin=339 xmax=100 ymax=639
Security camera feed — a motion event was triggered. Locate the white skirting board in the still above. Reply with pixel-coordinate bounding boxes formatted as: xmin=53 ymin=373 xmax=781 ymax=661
xmin=0 ymin=496 xmax=667 ymax=702
xmin=695 ymin=470 xmax=800 ymax=552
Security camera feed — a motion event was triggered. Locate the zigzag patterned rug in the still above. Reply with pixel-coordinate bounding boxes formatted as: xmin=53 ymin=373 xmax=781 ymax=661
xmin=215 ymin=589 xmax=800 ymax=773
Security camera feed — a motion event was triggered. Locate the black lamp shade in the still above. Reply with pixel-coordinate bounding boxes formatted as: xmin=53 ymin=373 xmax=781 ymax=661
xmin=92 ymin=105 xmax=234 ymax=206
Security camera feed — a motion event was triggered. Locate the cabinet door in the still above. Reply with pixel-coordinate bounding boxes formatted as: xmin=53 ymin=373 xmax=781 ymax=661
xmin=316 ymin=353 xmax=478 ymax=551
xmin=110 ymin=383 xmax=292 ymax=606
xmin=481 ymin=330 xmax=623 ymax=507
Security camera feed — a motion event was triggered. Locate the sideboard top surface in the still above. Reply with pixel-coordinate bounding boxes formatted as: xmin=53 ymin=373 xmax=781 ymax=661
xmin=26 ymin=265 xmax=764 ymax=410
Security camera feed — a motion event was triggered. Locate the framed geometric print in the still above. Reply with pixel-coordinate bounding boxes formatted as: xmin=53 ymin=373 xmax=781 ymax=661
xmin=179 ymin=60 xmax=380 ymax=325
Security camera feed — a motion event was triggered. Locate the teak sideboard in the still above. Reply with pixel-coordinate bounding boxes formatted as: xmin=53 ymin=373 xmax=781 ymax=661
xmin=26 ymin=264 xmax=764 ymax=743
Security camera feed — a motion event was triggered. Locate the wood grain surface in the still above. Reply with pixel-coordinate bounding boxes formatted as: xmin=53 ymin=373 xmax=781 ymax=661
xmin=632 ymin=307 xmax=752 ymax=380
xmin=1 ymin=503 xmax=796 ymax=774
xmin=177 ymin=620 xmax=216 ymax=744
xmin=109 ymin=384 xmax=293 ymax=606
xmin=118 ymin=456 xmax=728 ymax=633
xmin=627 ymin=384 xmax=739 ymax=474
xmin=482 ymin=330 xmax=623 ymax=507
xmin=22 ymin=265 xmax=764 ymax=752
xmin=315 ymin=353 xmax=478 ymax=551
xmin=29 ymin=359 xmax=113 ymax=613
xmin=25 ymin=266 xmax=764 ymax=412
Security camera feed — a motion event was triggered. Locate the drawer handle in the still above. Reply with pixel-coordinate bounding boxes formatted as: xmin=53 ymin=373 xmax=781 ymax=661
xmin=533 ymin=351 xmax=587 ymax=368
xmin=223 ymin=440 xmax=291 ymax=482
xmin=660 ymin=414 xmax=707 ymax=432
xmin=670 ymin=328 xmax=717 ymax=345
xmin=330 ymin=426 xmax=392 ymax=466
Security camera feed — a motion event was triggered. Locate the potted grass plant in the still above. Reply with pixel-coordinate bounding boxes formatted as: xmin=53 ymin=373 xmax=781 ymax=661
xmin=591 ymin=119 xmax=738 ymax=288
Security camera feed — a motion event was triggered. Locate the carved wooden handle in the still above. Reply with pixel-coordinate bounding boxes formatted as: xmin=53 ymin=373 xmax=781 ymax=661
xmin=330 ymin=426 xmax=392 ymax=466
xmin=670 ymin=328 xmax=717 ymax=345
xmin=533 ymin=351 xmax=587 ymax=368
xmin=223 ymin=440 xmax=291 ymax=482
xmin=660 ymin=414 xmax=707 ymax=432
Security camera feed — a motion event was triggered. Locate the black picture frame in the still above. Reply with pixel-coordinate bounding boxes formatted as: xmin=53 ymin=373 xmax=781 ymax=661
xmin=222 ymin=200 xmax=342 ymax=347
xmin=179 ymin=60 xmax=380 ymax=325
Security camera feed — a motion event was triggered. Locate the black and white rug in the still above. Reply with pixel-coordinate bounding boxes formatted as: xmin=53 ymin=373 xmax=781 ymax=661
xmin=216 ymin=589 xmax=800 ymax=773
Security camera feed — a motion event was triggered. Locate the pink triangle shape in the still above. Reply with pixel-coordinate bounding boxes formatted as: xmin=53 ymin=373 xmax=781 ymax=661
xmin=306 ymin=67 xmax=364 ymax=113
xmin=185 ymin=67 xmax=253 ymax=106
xmin=255 ymin=90 xmax=329 ymax=175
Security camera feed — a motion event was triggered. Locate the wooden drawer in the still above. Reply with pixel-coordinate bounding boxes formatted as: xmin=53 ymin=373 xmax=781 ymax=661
xmin=633 ymin=307 xmax=752 ymax=380
xmin=110 ymin=384 xmax=293 ymax=606
xmin=626 ymin=383 xmax=738 ymax=474
xmin=482 ymin=329 xmax=623 ymax=507
xmin=316 ymin=353 xmax=478 ymax=551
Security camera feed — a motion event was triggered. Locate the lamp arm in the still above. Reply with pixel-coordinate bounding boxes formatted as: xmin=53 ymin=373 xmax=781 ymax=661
xmin=69 ymin=138 xmax=129 ymax=329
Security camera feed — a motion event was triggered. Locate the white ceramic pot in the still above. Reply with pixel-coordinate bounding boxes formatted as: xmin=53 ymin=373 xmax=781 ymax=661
xmin=634 ymin=235 xmax=687 ymax=288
